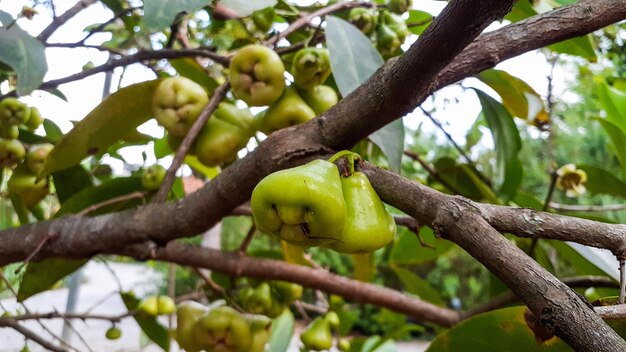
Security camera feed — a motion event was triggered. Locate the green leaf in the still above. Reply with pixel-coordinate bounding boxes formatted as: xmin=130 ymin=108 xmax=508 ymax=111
xmin=17 ymin=259 xmax=87 ymax=301
xmin=595 ymin=118 xmax=626 ymax=178
xmin=43 ymin=119 xmax=64 ymax=143
xmin=548 ymin=35 xmax=597 ymax=61
xmin=389 ymin=226 xmax=453 ymax=264
xmin=597 ymin=82 xmax=626 ymax=134
xmin=406 ymin=10 xmax=433 ymax=35
xmin=474 ymin=89 xmax=523 ymax=202
xmin=578 ymin=165 xmax=626 ymax=199
xmin=121 ymin=292 xmax=170 ymax=351
xmin=326 ymin=16 xmax=403 ymax=172
xmin=144 ymin=0 xmax=208 ymax=31
xmin=390 ymin=265 xmax=445 ymax=306
xmin=219 ymin=0 xmax=277 ymax=17
xmin=459 ymin=164 xmax=500 ymax=204
xmin=170 ymin=58 xmax=218 ymax=93
xmin=52 ymin=164 xmax=93 ymax=203
xmin=476 ymin=69 xmax=548 ymax=124
xmin=54 ymin=177 xmax=145 ymax=218
xmin=512 ymin=192 xmax=544 ymax=210
xmin=504 ymin=0 xmax=536 ymax=22
xmin=0 ymin=15 xmax=47 ymax=95
xmin=426 ymin=307 xmax=572 ymax=352
xmin=153 ymin=135 xmax=172 ymax=159
xmin=352 ymin=252 xmax=375 ymax=282
xmin=550 ymin=241 xmax=615 ymax=279
xmin=565 ymin=242 xmax=619 ymax=281
xmin=267 ymin=309 xmax=294 ymax=352
xmin=42 ymin=80 xmax=162 ymax=175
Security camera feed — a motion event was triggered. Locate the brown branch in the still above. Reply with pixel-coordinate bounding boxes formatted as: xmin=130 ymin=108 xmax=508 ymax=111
xmin=403 ymin=150 xmax=461 ymax=194
xmin=37 ymin=0 xmax=97 ymax=41
xmin=115 ymin=242 xmax=461 ymax=327
xmin=0 ymin=319 xmax=66 ymax=352
xmin=153 ymin=81 xmax=230 ymax=203
xmin=360 ymin=163 xmax=626 ymax=351
xmin=597 ymin=304 xmax=626 ymax=320
xmin=549 ymin=202 xmax=626 ymax=212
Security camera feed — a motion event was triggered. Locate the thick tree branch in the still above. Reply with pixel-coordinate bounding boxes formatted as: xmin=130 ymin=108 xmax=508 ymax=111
xmin=360 ymin=163 xmax=626 ymax=351
xmin=114 ymin=242 xmax=461 ymax=327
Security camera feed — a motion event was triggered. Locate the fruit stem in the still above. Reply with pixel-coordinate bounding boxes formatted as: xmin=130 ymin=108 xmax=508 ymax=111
xmin=328 ymin=150 xmax=361 ymax=176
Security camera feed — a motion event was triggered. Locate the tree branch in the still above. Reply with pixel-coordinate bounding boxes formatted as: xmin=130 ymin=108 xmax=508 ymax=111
xmin=37 ymin=0 xmax=97 ymax=42
xmin=0 ymin=319 xmax=66 ymax=352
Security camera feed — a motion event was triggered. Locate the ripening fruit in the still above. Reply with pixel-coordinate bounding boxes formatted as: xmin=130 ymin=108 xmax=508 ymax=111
xmin=26 ymin=143 xmax=54 ymax=175
xmin=152 ymin=76 xmax=209 ymax=137
xmin=299 ymin=85 xmax=339 ymax=115
xmin=0 ymin=98 xmax=31 ymax=126
xmin=105 ymin=326 xmax=122 ymax=340
xmin=229 ymin=45 xmax=286 ymax=106
xmin=25 ymin=107 xmax=43 ymax=131
xmin=292 ymin=47 xmax=332 ymax=89
xmin=258 ymin=86 xmax=316 ymax=134
xmin=0 ymin=138 xmax=26 ymax=168
xmin=348 ymin=8 xmax=378 ymax=35
xmin=388 ymin=0 xmax=412 ymax=14
xmin=300 ymin=317 xmax=333 ymax=351
xmin=141 ymin=164 xmax=167 ymax=191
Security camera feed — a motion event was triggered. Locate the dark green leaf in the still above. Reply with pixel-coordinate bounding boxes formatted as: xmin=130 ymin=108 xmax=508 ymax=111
xmin=18 ymin=129 xmax=50 ymax=144
xmin=474 ymin=89 xmax=523 ymax=202
xmin=595 ymin=118 xmax=626 ymax=177
xmin=42 ymin=80 xmax=162 ymax=175
xmin=17 ymin=259 xmax=87 ymax=301
xmin=512 ymin=192 xmax=544 ymax=210
xmin=406 ymin=10 xmax=433 ymax=35
xmin=597 ymin=82 xmax=626 ymax=134
xmin=426 ymin=307 xmax=572 ymax=352
xmin=52 ymin=164 xmax=93 ymax=203
xmin=267 ymin=309 xmax=294 ymax=352
xmin=43 ymin=119 xmax=64 ymax=142
xmin=170 ymin=58 xmax=218 ymax=93
xmin=121 ymin=292 xmax=170 ymax=351
xmin=578 ymin=165 xmax=626 ymax=199
xmin=548 ymin=35 xmax=597 ymax=61
xmin=144 ymin=0 xmax=208 ymax=31
xmin=0 ymin=18 xmax=47 ymax=95
xmin=389 ymin=226 xmax=453 ymax=264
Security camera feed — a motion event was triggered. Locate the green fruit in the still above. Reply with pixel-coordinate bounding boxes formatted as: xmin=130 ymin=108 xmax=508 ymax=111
xmin=388 ymin=0 xmax=412 ymax=14
xmin=141 ymin=164 xmax=167 ymax=191
xmin=7 ymin=164 xmax=49 ymax=208
xmin=376 ymin=23 xmax=402 ymax=56
xmin=292 ymin=48 xmax=332 ymax=89
xmin=381 ymin=10 xmax=409 ymax=42
xmin=0 ymin=138 xmax=25 ymax=168
xmin=194 ymin=102 xmax=254 ymax=167
xmin=230 ymin=45 xmax=286 ymax=106
xmin=26 ymin=143 xmax=54 ymax=175
xmin=0 ymin=124 xmax=19 ymax=139
xmin=328 ymin=171 xmax=396 ymax=254
xmin=25 ymin=107 xmax=43 ymax=131
xmin=138 ymin=295 xmax=159 ymax=316
xmin=348 ymin=7 xmax=378 ymax=35
xmin=258 ymin=87 xmax=316 ymax=134
xmin=0 ymin=98 xmax=30 ymax=125
xmin=192 ymin=306 xmax=252 ymax=352
xmin=300 ymin=317 xmax=333 ymax=351
xmin=157 ymin=295 xmax=176 ymax=315
xmin=242 ymin=282 xmax=273 ymax=314
xmin=271 ymin=281 xmax=303 ymax=304
xmin=251 ymin=7 xmax=275 ymax=32
xmin=105 ymin=326 xmax=122 ymax=340
xmin=251 ymin=159 xmax=347 ymax=247
xmin=176 ymin=301 xmax=209 ymax=352
xmin=299 ymin=85 xmax=338 ymax=115
xmin=338 ymin=338 xmax=351 ymax=351
xmin=247 ymin=315 xmax=272 ymax=352
xmin=324 ymin=311 xmax=340 ymax=329
xmin=152 ymin=76 xmax=209 ymax=137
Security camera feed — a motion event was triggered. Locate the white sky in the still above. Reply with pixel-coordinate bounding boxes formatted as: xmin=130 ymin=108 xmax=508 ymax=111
xmin=0 ymin=0 xmax=572 ymax=170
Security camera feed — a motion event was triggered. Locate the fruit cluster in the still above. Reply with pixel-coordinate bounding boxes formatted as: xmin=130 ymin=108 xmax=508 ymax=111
xmin=239 ymin=279 xmax=303 ymax=318
xmin=348 ymin=1 xmax=411 ymax=57
xmin=0 ymin=98 xmax=52 ymax=209
xmin=152 ymin=76 xmax=255 ymax=168
xmin=251 ymin=151 xmax=396 ymax=254
xmin=176 ymin=300 xmax=271 ymax=352
xmin=229 ymin=45 xmax=338 ymax=135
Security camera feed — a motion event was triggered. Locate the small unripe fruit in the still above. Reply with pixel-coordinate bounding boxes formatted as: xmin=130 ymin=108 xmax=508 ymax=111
xmin=152 ymin=77 xmax=209 ymax=137
xmin=230 ymin=45 xmax=286 ymax=106
xmin=0 ymin=98 xmax=31 ymax=125
xmin=26 ymin=143 xmax=54 ymax=175
xmin=141 ymin=164 xmax=167 ymax=191
xmin=105 ymin=326 xmax=122 ymax=340
xmin=0 ymin=138 xmax=26 ymax=168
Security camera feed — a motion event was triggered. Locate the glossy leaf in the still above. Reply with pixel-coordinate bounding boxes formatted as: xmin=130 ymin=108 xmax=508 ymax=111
xmin=326 ymin=15 xmax=403 ymax=172
xmin=267 ymin=309 xmax=294 ymax=352
xmin=598 ymin=82 xmax=626 ymax=134
xmin=512 ymin=192 xmax=544 ymax=210
xmin=550 ymin=241 xmax=615 ymax=279
xmin=0 ymin=12 xmax=47 ymax=95
xmin=52 ymin=164 xmax=94 ymax=203
xmin=43 ymin=119 xmax=64 ymax=143
xmin=390 ymin=265 xmax=445 ymax=306
xmin=389 ymin=226 xmax=453 ymax=264
xmin=477 ymin=69 xmax=548 ymax=124
xmin=566 ymin=242 xmax=619 ymax=281
xmin=475 ymin=89 xmax=522 ymax=202
xmin=426 ymin=307 xmax=572 ymax=352
xmin=42 ymin=80 xmax=162 ymax=175
xmin=548 ymin=35 xmax=597 ymax=61
xmin=578 ymin=165 xmax=626 ymax=199
xmin=406 ymin=10 xmax=433 ymax=35
xmin=144 ymin=0 xmax=207 ymax=31
xmin=220 ymin=0 xmax=277 ymax=17
xmin=121 ymin=292 xmax=170 ymax=351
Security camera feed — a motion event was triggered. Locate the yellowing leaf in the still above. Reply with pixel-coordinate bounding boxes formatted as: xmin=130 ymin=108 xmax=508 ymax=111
xmin=42 ymin=80 xmax=162 ymax=175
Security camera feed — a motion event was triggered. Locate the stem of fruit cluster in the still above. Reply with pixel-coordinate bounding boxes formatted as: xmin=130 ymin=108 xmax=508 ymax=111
xmin=153 ymin=81 xmax=231 ymax=204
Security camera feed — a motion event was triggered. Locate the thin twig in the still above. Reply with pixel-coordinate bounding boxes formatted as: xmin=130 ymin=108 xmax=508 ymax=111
xmin=193 ymin=267 xmax=244 ymax=312
xmin=78 ymin=6 xmax=140 ymax=44
xmin=0 ymin=319 xmax=66 ymax=352
xmin=403 ymin=150 xmax=461 ymax=194
xmin=37 ymin=0 xmax=97 ymax=41
xmin=77 ymin=191 xmax=147 ymax=216
xmin=620 ymin=260 xmax=626 ymax=304
xmin=548 ymin=202 xmax=626 ymax=212
xmin=14 ymin=232 xmax=59 ymax=273
xmin=153 ymin=81 xmax=230 ymax=203
xmin=238 ymin=224 xmax=257 ymax=253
